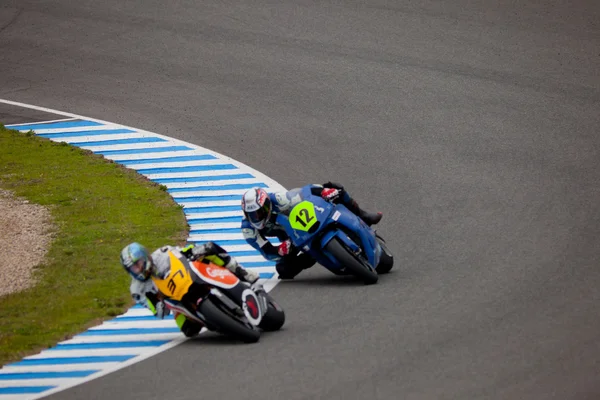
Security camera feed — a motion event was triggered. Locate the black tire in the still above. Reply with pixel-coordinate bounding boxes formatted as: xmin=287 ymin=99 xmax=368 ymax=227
xmin=258 ymin=294 xmax=286 ymax=332
xmin=197 ymin=298 xmax=260 ymax=343
xmin=375 ymin=235 xmax=394 ymax=274
xmin=325 ymin=238 xmax=379 ymax=285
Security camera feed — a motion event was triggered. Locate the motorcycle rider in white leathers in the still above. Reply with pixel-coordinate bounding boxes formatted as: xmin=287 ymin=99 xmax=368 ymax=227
xmin=120 ymin=241 xmax=259 ymax=337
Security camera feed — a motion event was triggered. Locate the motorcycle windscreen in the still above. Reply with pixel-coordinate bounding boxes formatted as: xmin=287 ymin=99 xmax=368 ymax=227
xmin=152 ymin=252 xmax=194 ymax=301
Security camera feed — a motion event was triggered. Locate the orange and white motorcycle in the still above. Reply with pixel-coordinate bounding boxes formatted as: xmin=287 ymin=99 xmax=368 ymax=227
xmin=151 ymin=250 xmax=285 ymax=343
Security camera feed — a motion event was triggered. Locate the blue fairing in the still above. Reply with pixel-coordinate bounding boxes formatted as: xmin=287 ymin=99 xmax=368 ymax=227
xmin=276 ymin=191 xmax=335 ymax=249
xmin=276 ymin=185 xmax=381 ymax=274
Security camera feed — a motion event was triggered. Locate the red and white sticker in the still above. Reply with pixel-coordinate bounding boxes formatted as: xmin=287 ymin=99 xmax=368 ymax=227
xmin=242 ymin=288 xmax=263 ymax=326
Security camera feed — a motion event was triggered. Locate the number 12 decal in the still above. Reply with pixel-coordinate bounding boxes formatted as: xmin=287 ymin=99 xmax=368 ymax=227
xmin=289 ymin=201 xmax=318 ymax=232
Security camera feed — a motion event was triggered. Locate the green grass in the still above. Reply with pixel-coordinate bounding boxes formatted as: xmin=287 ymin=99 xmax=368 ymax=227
xmin=0 ymin=125 xmax=189 ymax=366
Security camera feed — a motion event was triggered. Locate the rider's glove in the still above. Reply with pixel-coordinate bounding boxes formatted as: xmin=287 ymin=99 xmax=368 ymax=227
xmin=321 ymin=188 xmax=340 ymax=202
xmin=278 ymin=239 xmax=293 ymax=257
xmin=155 ymin=300 xmax=170 ymax=319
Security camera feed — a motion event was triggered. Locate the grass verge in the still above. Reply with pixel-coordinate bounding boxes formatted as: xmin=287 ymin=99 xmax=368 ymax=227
xmin=0 ymin=124 xmax=189 ymax=366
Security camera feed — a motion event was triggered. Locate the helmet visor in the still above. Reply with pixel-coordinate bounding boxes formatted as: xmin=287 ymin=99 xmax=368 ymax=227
xmin=130 ymin=259 xmax=146 ymax=275
xmin=247 ymin=202 xmax=270 ymax=228
xmin=130 ymin=258 xmax=151 ymax=280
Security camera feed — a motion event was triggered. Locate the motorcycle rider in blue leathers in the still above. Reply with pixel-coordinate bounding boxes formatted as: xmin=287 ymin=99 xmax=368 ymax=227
xmin=241 ymin=182 xmax=382 ymax=280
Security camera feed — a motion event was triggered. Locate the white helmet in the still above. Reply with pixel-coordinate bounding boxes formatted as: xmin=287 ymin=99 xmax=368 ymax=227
xmin=241 ymin=188 xmax=272 ymax=229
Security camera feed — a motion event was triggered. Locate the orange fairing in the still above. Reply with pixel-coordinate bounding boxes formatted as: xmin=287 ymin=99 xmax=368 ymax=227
xmin=191 ymin=260 xmax=240 ymax=289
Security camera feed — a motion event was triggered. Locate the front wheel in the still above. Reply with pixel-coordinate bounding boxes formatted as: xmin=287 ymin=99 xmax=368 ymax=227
xmin=197 ymin=298 xmax=260 ymax=343
xmin=258 ymin=293 xmax=286 ymax=332
xmin=325 ymin=238 xmax=378 ymax=285
xmin=375 ymin=234 xmax=394 ymax=274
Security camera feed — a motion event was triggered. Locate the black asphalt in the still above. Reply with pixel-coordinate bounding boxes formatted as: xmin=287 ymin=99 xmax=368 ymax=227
xmin=1 ymin=1 xmax=599 ymax=399
xmin=0 ymin=102 xmax=66 ymax=125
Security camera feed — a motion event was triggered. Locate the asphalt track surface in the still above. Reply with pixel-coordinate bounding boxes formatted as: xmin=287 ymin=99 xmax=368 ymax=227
xmin=1 ymin=1 xmax=599 ymax=399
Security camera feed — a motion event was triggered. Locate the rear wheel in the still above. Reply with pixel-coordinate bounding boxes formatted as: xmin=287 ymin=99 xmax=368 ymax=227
xmin=325 ymin=238 xmax=378 ymax=285
xmin=197 ymin=298 xmax=260 ymax=343
xmin=375 ymin=234 xmax=394 ymax=274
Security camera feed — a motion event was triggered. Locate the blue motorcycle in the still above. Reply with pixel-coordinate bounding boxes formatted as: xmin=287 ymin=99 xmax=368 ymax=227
xmin=275 ymin=185 xmax=394 ymax=285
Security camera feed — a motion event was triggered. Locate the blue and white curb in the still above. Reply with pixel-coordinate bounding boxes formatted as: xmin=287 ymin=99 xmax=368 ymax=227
xmin=0 ymin=99 xmax=284 ymax=400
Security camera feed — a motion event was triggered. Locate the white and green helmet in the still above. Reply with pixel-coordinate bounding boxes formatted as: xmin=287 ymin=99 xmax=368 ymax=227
xmin=120 ymin=242 xmax=153 ymax=281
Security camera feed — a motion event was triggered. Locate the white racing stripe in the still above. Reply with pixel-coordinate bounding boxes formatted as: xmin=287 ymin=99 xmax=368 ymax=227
xmin=21 ymin=347 xmax=169 ymax=359
xmin=181 ymin=200 xmax=241 ymax=208
xmin=143 ymin=169 xmax=249 ymax=179
xmin=103 ymin=150 xmax=201 ymax=161
xmin=41 ymin=133 xmax=149 ymax=143
xmin=89 ymin=321 xmax=178 ymax=330
xmin=125 ymin=159 xmax=237 ymax=170
xmin=58 ymin=334 xmax=183 ymax=344
xmin=0 ymin=98 xmax=286 ymax=400
xmin=188 ymin=233 xmax=246 ymax=241
xmin=0 ymin=379 xmax=93 ymax=389
xmin=6 ymin=118 xmax=76 ymax=126
xmin=234 ymin=255 xmax=275 ymax=263
xmin=0 ymin=363 xmax=123 ymax=373
xmin=208 ymin=244 xmax=258 ymax=252
xmin=76 ymin=142 xmax=177 ymax=152
xmin=114 ymin=308 xmax=156 ymax=318
xmin=189 ymin=222 xmax=241 ymax=230
xmin=160 ymin=178 xmax=262 ymax=189
xmin=170 ymin=189 xmax=258 ymax=198
xmin=185 ymin=210 xmax=244 ymax=219
xmin=13 ymin=124 xmax=132 ymax=134
xmin=0 ymin=395 xmax=42 ymax=400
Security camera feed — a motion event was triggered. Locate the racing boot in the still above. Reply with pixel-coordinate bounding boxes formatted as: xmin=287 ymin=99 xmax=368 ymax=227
xmin=276 ymin=263 xmax=303 ymax=280
xmin=325 ymin=182 xmax=382 ymax=227
xmin=220 ymin=254 xmax=260 ymax=284
xmin=234 ymin=266 xmax=260 ymax=284
xmin=276 ymin=253 xmax=317 ymax=280
xmin=347 ymin=199 xmax=383 ymax=227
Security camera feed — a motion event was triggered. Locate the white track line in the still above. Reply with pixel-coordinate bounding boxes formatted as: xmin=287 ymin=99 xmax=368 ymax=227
xmin=5 ymin=117 xmax=76 ymax=126
xmin=13 ymin=124 xmax=136 ymax=134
